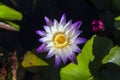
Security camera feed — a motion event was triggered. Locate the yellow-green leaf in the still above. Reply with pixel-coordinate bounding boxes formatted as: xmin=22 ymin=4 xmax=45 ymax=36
xmin=60 ymin=36 xmax=95 ymax=80
xmin=0 ymin=3 xmax=22 ymax=20
xmin=115 ymin=16 xmax=120 ymax=20
xmin=22 ymin=51 xmax=48 ymax=68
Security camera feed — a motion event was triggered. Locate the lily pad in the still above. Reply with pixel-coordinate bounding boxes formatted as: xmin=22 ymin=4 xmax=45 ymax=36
xmin=60 ymin=36 xmax=95 ymax=80
xmin=115 ymin=16 xmax=120 ymax=20
xmin=5 ymin=21 xmax=20 ymax=31
xmin=103 ymin=46 xmax=120 ymax=65
xmin=0 ymin=3 xmax=22 ymax=20
xmin=22 ymin=51 xmax=48 ymax=68
xmin=60 ymin=35 xmax=113 ymax=80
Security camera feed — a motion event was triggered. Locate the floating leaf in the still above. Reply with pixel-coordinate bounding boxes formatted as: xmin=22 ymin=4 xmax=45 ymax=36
xmin=103 ymin=46 xmax=120 ymax=65
xmin=60 ymin=36 xmax=95 ymax=80
xmin=114 ymin=20 xmax=120 ymax=30
xmin=114 ymin=16 xmax=120 ymax=31
xmin=5 ymin=21 xmax=20 ymax=31
xmin=0 ymin=3 xmax=22 ymax=20
xmin=115 ymin=16 xmax=120 ymax=20
xmin=0 ymin=22 xmax=19 ymax=31
xmin=22 ymin=51 xmax=48 ymax=68
xmin=89 ymin=35 xmax=113 ymax=75
xmin=60 ymin=35 xmax=113 ymax=80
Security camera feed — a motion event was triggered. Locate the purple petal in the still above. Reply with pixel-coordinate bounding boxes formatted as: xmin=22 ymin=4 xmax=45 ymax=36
xmin=98 ymin=20 xmax=103 ymax=25
xmin=75 ymin=47 xmax=81 ymax=53
xmin=71 ymin=21 xmax=82 ymax=30
xmin=36 ymin=30 xmax=46 ymax=36
xmin=92 ymin=20 xmax=97 ymax=24
xmin=36 ymin=43 xmax=47 ymax=52
xmin=61 ymin=46 xmax=72 ymax=64
xmin=92 ymin=27 xmax=98 ymax=32
xmin=39 ymin=37 xmax=46 ymax=42
xmin=43 ymin=25 xmax=51 ymax=33
xmin=62 ymin=56 xmax=67 ymax=64
xmin=64 ymin=19 xmax=72 ymax=30
xmin=75 ymin=30 xmax=82 ymax=37
xmin=54 ymin=19 xmax=58 ymax=27
xmin=76 ymin=38 xmax=87 ymax=44
xmin=68 ymin=53 xmax=77 ymax=64
xmin=44 ymin=16 xmax=53 ymax=26
xmin=67 ymin=20 xmax=72 ymax=26
xmin=60 ymin=13 xmax=66 ymax=26
xmin=55 ymin=54 xmax=61 ymax=67
xmin=98 ymin=20 xmax=104 ymax=30
xmin=46 ymin=48 xmax=55 ymax=59
xmin=72 ymin=44 xmax=81 ymax=53
xmin=72 ymin=30 xmax=82 ymax=38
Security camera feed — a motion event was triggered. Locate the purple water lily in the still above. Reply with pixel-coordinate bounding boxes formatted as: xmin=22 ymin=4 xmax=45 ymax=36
xmin=92 ymin=20 xmax=104 ymax=32
xmin=36 ymin=14 xmax=86 ymax=66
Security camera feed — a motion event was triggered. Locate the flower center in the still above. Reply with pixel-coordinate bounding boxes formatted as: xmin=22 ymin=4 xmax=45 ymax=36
xmin=54 ymin=33 xmax=68 ymax=48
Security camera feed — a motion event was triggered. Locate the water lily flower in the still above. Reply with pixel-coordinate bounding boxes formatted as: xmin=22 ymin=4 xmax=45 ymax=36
xmin=36 ymin=14 xmax=86 ymax=66
xmin=92 ymin=20 xmax=104 ymax=32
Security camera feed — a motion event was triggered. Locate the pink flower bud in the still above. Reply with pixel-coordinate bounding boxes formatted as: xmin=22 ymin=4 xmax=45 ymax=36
xmin=92 ymin=20 xmax=104 ymax=32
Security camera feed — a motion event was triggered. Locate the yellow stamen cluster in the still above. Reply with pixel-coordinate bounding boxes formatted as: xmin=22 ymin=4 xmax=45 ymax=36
xmin=53 ymin=33 xmax=68 ymax=48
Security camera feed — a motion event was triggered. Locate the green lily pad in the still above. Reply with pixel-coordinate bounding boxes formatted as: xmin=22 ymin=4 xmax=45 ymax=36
xmin=89 ymin=35 xmax=113 ymax=75
xmin=60 ymin=36 xmax=95 ymax=80
xmin=0 ymin=3 xmax=22 ymax=20
xmin=115 ymin=16 xmax=120 ymax=20
xmin=103 ymin=46 xmax=120 ymax=65
xmin=60 ymin=35 xmax=113 ymax=80
xmin=114 ymin=20 xmax=120 ymax=30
